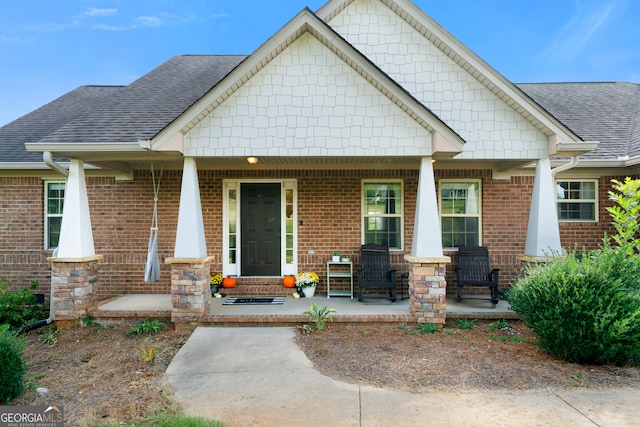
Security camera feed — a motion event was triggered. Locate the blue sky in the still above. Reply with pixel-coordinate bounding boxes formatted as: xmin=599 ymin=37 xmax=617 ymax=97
xmin=1 ymin=0 xmax=638 ymax=126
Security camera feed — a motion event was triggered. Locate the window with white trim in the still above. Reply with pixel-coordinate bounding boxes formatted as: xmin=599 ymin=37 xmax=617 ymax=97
xmin=439 ymin=180 xmax=481 ymax=248
xmin=362 ymin=180 xmax=403 ymax=249
xmin=556 ymin=179 xmax=597 ymax=222
xmin=45 ymin=181 xmax=65 ymax=249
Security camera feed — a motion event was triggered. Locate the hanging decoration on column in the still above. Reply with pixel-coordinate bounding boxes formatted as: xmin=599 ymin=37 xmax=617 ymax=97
xmin=144 ymin=164 xmax=163 ymax=283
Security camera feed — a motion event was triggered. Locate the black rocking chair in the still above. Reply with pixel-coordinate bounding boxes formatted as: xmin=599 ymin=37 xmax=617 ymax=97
xmin=455 ymin=245 xmax=499 ymax=304
xmin=357 ymin=244 xmax=397 ymax=302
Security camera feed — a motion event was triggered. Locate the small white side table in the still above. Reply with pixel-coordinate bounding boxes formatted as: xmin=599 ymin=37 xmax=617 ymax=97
xmin=326 ymin=260 xmax=353 ymax=298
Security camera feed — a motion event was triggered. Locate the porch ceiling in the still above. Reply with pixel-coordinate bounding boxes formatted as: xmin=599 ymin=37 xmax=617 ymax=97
xmin=85 ymin=155 xmax=430 ymax=171
xmin=82 ymin=155 xmax=544 ymax=173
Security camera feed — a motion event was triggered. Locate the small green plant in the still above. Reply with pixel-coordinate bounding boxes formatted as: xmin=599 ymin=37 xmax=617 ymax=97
xmin=0 ymin=279 xmax=44 ymax=328
xmin=81 ymin=316 xmax=102 ymax=327
xmin=41 ymin=330 xmax=59 ymax=347
xmin=140 ymin=345 xmax=157 ymax=364
xmin=413 ymin=322 xmax=438 ymax=334
xmin=571 ymin=373 xmax=590 ymax=387
xmin=362 ymin=330 xmax=370 ymax=337
xmin=0 ymin=324 xmax=27 ymax=403
xmin=302 ymin=303 xmax=336 ymax=332
xmin=126 ymin=319 xmax=166 ymax=336
xmin=456 ymin=319 xmax=475 ymax=330
xmin=488 ymin=319 xmax=512 ymax=331
xmin=25 ymin=373 xmax=45 ymax=392
xmin=489 ymin=334 xmax=528 ymax=343
xmin=442 ymin=327 xmax=457 ymax=335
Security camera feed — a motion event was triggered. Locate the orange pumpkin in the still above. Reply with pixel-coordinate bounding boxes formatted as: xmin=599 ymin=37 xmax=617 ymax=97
xmin=283 ymin=275 xmax=296 ymax=288
xmin=222 ymin=277 xmax=237 ymax=288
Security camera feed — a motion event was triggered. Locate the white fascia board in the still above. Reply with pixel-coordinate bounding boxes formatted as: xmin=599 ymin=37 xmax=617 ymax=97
xmin=150 ymin=7 xmax=465 ymax=153
xmin=25 ymin=142 xmax=147 ymax=154
xmin=0 ymin=162 xmax=54 ymax=170
xmin=573 ymin=158 xmax=638 ymax=169
xmin=553 ymin=141 xmax=599 ymax=157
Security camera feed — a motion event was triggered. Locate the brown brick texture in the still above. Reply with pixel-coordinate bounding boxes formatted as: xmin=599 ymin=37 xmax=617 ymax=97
xmin=0 ymin=170 xmax=630 ymax=300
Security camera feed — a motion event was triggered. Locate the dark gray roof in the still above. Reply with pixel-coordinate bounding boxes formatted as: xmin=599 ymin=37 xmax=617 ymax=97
xmin=39 ymin=54 xmax=247 ymax=144
xmin=0 ymin=85 xmax=121 ymax=162
xmin=2 ymin=53 xmax=639 ymax=164
xmin=517 ymin=82 xmax=640 ymax=160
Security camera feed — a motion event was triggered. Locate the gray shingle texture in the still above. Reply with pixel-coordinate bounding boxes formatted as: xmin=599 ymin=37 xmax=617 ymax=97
xmin=0 ymin=86 xmax=121 ymax=162
xmin=517 ymin=82 xmax=640 ymax=160
xmin=39 ymin=55 xmax=247 ymax=144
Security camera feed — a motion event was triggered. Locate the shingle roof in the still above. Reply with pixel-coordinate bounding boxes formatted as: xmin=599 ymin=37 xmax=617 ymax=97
xmin=517 ymin=82 xmax=640 ymax=160
xmin=39 ymin=54 xmax=247 ymax=144
xmin=2 ymin=54 xmax=640 ymax=165
xmin=0 ymin=85 xmax=121 ymax=162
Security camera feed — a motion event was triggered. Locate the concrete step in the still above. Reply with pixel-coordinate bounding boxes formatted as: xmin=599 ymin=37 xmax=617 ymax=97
xmin=214 ymin=284 xmax=295 ymax=297
xmin=211 ymin=277 xmax=302 ymax=297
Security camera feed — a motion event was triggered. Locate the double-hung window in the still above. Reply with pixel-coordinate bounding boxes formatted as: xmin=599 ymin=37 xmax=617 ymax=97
xmin=439 ymin=180 xmax=481 ymax=248
xmin=45 ymin=181 xmax=65 ymax=249
xmin=362 ymin=180 xmax=403 ymax=250
xmin=556 ymin=179 xmax=597 ymax=222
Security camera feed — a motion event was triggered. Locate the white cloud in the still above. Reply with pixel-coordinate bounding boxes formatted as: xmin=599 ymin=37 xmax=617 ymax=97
xmin=0 ymin=35 xmax=18 ymax=43
xmin=134 ymin=16 xmax=163 ymax=27
xmin=82 ymin=8 xmax=117 ymax=18
xmin=540 ymin=0 xmax=627 ymax=62
xmin=90 ymin=24 xmax=128 ymax=31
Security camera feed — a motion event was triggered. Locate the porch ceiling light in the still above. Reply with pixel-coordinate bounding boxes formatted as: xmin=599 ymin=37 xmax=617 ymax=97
xmin=246 ymin=156 xmax=259 ymax=164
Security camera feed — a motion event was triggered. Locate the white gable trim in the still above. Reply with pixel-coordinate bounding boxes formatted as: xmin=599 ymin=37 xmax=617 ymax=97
xmin=318 ymin=0 xmax=588 ymax=154
xmin=150 ymin=8 xmax=464 ymax=155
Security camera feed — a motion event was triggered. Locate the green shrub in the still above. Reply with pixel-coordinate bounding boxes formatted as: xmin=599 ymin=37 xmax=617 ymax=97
xmin=510 ymin=244 xmax=640 ymax=365
xmin=0 ymin=324 xmax=27 ymax=403
xmin=0 ymin=279 xmax=44 ymax=328
xmin=608 ymin=177 xmax=640 ymax=255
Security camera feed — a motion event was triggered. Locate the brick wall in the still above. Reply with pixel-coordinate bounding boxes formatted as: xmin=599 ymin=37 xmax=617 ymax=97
xmin=0 ymin=169 xmax=629 ymax=299
xmin=0 ymin=177 xmax=51 ymax=291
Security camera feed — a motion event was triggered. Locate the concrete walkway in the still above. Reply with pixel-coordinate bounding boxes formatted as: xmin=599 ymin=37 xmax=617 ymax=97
xmin=164 ymin=327 xmax=640 ymax=427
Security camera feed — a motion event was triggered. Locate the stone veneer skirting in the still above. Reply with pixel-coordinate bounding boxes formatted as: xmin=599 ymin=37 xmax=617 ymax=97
xmin=47 ymin=255 xmax=103 ymax=327
xmin=405 ymin=255 xmax=450 ymax=326
xmin=166 ymin=256 xmax=214 ymax=323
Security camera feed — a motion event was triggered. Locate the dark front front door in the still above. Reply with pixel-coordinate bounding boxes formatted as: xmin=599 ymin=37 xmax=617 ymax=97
xmin=241 ymin=183 xmax=281 ymax=276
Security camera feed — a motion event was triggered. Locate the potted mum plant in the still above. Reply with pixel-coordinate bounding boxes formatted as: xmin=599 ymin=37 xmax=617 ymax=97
xmin=296 ymin=271 xmax=319 ymax=297
xmin=210 ymin=273 xmax=223 ymax=296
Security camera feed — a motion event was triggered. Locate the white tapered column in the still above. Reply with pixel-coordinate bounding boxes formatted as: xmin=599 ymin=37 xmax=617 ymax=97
xmin=412 ymin=157 xmax=444 ymax=257
xmin=56 ymin=159 xmax=95 ymax=258
xmin=525 ymin=158 xmax=562 ymax=256
xmin=174 ymin=157 xmax=207 ymax=258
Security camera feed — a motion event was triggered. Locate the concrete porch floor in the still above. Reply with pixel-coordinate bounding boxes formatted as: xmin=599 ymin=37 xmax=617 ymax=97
xmin=90 ymin=293 xmax=517 ymax=326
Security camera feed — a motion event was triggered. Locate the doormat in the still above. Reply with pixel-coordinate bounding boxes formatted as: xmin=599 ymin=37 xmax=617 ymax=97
xmin=222 ymin=296 xmax=286 ymax=305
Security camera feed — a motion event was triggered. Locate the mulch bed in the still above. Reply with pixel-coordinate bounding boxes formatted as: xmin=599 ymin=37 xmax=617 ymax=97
xmin=294 ymin=320 xmax=640 ymax=392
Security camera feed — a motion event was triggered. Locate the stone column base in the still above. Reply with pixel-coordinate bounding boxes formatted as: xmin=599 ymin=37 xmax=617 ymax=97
xmin=47 ymin=255 xmax=103 ymax=328
xmin=166 ymin=256 xmax=214 ymax=324
xmin=404 ymin=255 xmax=450 ymax=327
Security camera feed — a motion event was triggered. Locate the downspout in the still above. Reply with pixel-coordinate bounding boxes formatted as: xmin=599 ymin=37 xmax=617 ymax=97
xmin=43 ymin=151 xmax=68 ymax=177
xmin=551 ymin=155 xmax=579 ymax=178
xmin=16 ymin=275 xmax=55 ymax=334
